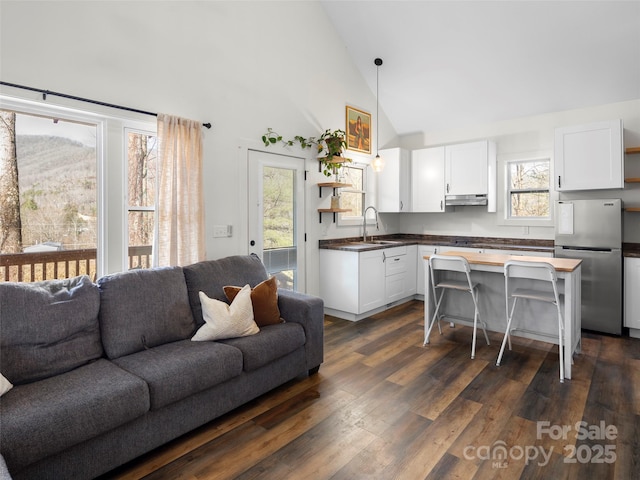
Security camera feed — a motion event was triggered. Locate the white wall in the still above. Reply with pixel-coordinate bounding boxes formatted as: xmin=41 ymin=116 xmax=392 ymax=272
xmin=0 ymin=0 xmax=398 ymax=296
xmin=399 ymin=99 xmax=640 ymax=243
xmin=3 ymin=1 xmax=638 ymax=296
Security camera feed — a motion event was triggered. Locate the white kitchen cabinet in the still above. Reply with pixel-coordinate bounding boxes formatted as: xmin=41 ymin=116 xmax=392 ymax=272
xmin=444 ymin=141 xmax=489 ymax=195
xmin=385 ymin=245 xmax=417 ymax=303
xmin=378 ymin=147 xmax=410 ymax=212
xmin=319 ymin=248 xmax=385 ymax=316
xmin=360 ymin=249 xmax=387 ymax=312
xmin=411 ymin=147 xmax=446 ymax=213
xmin=319 ymin=245 xmax=417 ymax=320
xmin=554 ymin=119 xmax=623 ymax=191
xmin=416 ymin=245 xmax=438 ymax=297
xmin=624 ymin=257 xmax=640 ymax=338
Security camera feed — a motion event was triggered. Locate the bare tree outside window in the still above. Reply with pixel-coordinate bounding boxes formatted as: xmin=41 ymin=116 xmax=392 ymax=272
xmin=508 ymin=160 xmax=550 ymax=218
xmin=0 ymin=111 xmax=22 ymax=253
xmin=127 ymin=131 xmax=157 ymax=267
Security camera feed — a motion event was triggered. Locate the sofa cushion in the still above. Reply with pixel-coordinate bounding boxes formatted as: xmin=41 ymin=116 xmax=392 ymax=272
xmin=113 ymin=339 xmax=243 ymax=410
xmin=192 ymin=286 xmax=259 ymax=341
xmin=0 ymin=372 xmax=12 ymax=396
xmin=0 ymin=275 xmax=102 ymax=385
xmin=224 ymin=276 xmax=284 ymax=327
xmin=220 ymin=322 xmax=306 ymax=372
xmin=0 ymin=359 xmax=149 ymax=472
xmin=98 ymin=266 xmax=196 ymax=359
xmin=183 ymin=254 xmax=269 ymax=327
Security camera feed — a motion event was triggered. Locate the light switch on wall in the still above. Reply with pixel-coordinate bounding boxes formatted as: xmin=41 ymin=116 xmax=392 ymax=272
xmin=213 ymin=225 xmax=232 ymax=238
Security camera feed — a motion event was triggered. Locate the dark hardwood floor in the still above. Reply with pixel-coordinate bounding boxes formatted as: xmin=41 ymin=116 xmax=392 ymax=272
xmin=103 ymin=300 xmax=640 ymax=479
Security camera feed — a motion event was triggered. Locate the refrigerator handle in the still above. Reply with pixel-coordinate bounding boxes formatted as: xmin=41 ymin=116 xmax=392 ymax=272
xmin=557 ymin=175 xmax=561 ymax=189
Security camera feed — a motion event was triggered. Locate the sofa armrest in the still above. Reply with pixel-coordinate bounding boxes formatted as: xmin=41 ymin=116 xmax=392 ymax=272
xmin=277 ymin=290 xmax=324 ymax=374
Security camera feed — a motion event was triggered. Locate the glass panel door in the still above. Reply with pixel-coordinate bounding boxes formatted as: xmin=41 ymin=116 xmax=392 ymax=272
xmin=248 ymin=150 xmax=305 ymax=291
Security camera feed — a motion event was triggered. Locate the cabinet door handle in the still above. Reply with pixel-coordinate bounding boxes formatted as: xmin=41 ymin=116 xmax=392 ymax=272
xmin=382 ymin=252 xmax=386 ymax=263
xmin=446 ymin=183 xmax=450 ymax=193
xmin=400 ymin=201 xmax=403 ymax=211
xmin=440 ymin=200 xmax=443 ymax=211
xmin=394 ymin=257 xmax=400 ymax=262
xmin=558 ymin=176 xmax=561 ymax=189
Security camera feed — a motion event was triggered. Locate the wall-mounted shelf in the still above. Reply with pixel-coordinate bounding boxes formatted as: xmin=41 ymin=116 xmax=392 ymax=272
xmin=317 ymin=182 xmax=352 ymax=197
xmin=318 ymin=208 xmax=351 ymax=223
xmin=626 ymin=147 xmax=640 ymax=154
xmin=318 ymin=156 xmax=350 ymax=173
xmin=317 ymin=181 xmax=352 ymax=222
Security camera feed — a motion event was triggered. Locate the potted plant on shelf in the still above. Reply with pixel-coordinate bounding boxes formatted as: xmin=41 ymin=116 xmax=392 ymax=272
xmin=261 ymin=128 xmax=351 ymax=177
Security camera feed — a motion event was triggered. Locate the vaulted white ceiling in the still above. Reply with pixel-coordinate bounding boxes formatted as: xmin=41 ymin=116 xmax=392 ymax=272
xmin=321 ymin=0 xmax=640 ymax=136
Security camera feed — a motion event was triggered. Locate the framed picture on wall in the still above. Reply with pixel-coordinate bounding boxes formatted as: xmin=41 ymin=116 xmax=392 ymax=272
xmin=345 ymin=106 xmax=371 ymax=154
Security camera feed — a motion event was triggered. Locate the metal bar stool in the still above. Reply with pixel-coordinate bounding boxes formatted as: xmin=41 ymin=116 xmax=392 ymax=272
xmin=424 ymin=255 xmax=490 ymax=359
xmin=497 ymin=260 xmax=565 ymax=382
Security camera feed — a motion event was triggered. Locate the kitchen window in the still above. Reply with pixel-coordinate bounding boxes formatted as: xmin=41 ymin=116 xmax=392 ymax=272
xmin=338 ymin=163 xmax=366 ymax=225
xmin=507 ymin=158 xmax=550 ymax=219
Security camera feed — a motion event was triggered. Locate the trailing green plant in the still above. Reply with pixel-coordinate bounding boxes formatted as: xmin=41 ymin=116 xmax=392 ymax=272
xmin=261 ymin=128 xmax=350 ymax=177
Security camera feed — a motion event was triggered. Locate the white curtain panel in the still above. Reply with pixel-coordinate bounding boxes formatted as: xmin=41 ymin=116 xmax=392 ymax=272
xmin=157 ymin=113 xmax=205 ymax=266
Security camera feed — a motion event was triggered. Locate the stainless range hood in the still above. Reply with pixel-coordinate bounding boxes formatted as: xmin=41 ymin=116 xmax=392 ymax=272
xmin=445 ymin=194 xmax=488 ymax=206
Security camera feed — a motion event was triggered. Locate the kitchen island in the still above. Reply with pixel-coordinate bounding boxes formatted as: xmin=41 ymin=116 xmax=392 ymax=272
xmin=423 ymin=251 xmax=582 ymax=379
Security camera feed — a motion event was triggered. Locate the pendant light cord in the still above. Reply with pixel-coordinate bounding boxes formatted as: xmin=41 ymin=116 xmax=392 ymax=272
xmin=374 ymin=58 xmax=383 ymax=166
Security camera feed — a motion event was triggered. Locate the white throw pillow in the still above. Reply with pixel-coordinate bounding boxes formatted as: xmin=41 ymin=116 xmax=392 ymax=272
xmin=192 ymin=284 xmax=259 ymax=341
xmin=0 ymin=373 xmax=13 ymax=397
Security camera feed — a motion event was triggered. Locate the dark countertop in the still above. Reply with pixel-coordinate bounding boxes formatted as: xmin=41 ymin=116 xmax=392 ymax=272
xmin=319 ymin=234 xmax=555 ymax=253
xmin=624 ymin=243 xmax=640 ymax=258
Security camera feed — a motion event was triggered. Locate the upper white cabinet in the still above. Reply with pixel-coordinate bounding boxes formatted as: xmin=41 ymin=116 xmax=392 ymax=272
xmin=411 ymin=147 xmax=446 ymax=213
xmin=378 ymin=147 xmax=410 ymax=212
xmin=445 ymin=140 xmax=497 ymax=212
xmin=445 ymin=141 xmax=489 ymax=195
xmin=554 ymin=119 xmax=623 ymax=191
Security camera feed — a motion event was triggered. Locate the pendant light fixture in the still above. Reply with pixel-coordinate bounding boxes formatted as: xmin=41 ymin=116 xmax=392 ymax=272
xmin=372 ymin=57 xmax=385 ymax=172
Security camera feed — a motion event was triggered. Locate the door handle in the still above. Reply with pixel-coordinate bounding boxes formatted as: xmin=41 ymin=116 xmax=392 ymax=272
xmin=440 ymin=200 xmax=443 ymax=211
xmin=446 ymin=184 xmax=450 ymax=193
xmin=382 ymin=252 xmax=386 ymax=262
xmin=558 ymin=176 xmax=561 ymax=189
xmin=400 ymin=201 xmax=403 ymax=210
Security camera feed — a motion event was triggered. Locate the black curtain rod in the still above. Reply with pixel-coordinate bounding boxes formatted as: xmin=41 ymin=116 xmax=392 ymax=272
xmin=0 ymin=81 xmax=212 ymax=129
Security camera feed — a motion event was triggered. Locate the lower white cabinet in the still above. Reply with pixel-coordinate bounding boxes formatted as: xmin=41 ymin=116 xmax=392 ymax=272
xmin=359 ymin=250 xmax=386 ymax=312
xmin=319 ymin=245 xmax=416 ymax=320
xmin=385 ymin=245 xmax=417 ymax=303
xmin=625 ymin=257 xmax=640 ymax=337
xmin=416 ymin=245 xmax=438 ymax=296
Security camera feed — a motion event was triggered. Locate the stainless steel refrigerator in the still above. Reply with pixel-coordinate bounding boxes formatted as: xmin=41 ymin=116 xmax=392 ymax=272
xmin=554 ymin=199 xmax=623 ymax=334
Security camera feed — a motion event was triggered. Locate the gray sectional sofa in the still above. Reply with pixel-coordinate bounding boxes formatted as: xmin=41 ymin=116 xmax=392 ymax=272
xmin=0 ymin=254 xmax=324 ymax=480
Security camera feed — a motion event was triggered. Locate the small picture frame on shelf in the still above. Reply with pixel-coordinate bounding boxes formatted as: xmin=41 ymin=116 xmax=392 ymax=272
xmin=345 ymin=105 xmax=371 ymax=154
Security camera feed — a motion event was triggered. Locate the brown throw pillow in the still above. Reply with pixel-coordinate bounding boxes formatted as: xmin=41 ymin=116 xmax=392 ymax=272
xmin=224 ymin=276 xmax=283 ymax=327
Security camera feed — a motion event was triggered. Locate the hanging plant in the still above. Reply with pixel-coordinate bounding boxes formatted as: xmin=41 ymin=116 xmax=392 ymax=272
xmin=261 ymin=128 xmax=351 ymax=177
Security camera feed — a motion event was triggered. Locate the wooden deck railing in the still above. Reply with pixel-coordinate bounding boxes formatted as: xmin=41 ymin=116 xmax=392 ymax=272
xmin=0 ymin=245 xmax=153 ymax=282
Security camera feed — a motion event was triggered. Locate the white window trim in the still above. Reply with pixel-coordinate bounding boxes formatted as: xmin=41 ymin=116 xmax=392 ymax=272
xmin=1 ymin=93 xmax=156 ymax=276
xmin=124 ymin=127 xmax=158 ymax=268
xmin=337 ymin=162 xmax=369 ymax=226
xmin=496 ymin=153 xmax=556 ymax=228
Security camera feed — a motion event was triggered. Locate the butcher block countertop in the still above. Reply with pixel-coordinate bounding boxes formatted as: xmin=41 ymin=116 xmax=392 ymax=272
xmin=423 ymin=250 xmax=583 ymax=272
